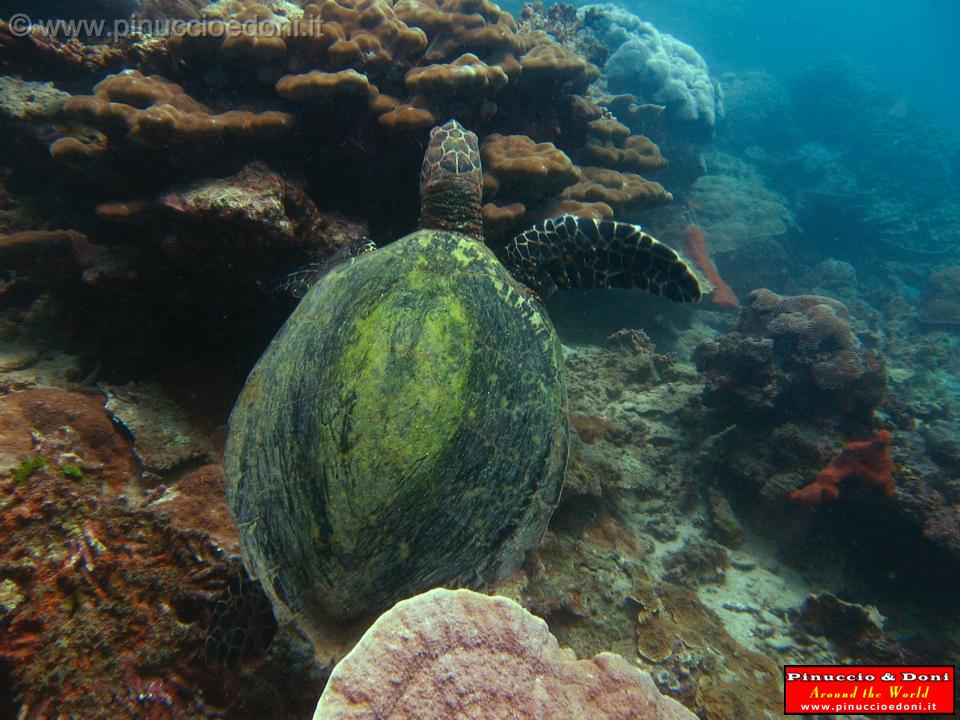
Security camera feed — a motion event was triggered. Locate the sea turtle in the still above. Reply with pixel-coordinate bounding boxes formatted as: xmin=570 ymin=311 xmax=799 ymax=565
xmin=224 ymin=120 xmax=701 ymax=641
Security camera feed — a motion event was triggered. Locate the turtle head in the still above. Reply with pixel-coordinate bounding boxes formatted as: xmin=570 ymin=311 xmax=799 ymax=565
xmin=419 ymin=119 xmax=484 ymax=242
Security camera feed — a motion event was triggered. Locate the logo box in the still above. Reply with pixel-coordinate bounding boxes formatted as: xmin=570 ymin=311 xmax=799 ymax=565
xmin=783 ymin=665 xmax=955 ymax=715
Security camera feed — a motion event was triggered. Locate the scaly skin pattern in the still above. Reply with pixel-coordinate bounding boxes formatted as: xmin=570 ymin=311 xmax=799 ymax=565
xmin=418 ymin=119 xmax=484 ymax=241
xmin=224 ymin=230 xmax=568 ymax=640
xmin=505 ymin=214 xmax=703 ymax=302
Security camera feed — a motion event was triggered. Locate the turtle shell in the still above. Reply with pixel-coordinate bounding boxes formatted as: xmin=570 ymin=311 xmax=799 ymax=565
xmin=224 ymin=229 xmax=567 ymax=635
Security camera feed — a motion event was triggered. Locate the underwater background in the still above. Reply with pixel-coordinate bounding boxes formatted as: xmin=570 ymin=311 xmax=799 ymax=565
xmin=0 ymin=0 xmax=958 ymax=718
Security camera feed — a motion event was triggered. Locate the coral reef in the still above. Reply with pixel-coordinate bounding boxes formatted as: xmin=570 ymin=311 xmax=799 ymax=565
xmin=94 ymin=161 xmax=363 ymax=285
xmin=0 ymin=0 xmax=680 ymax=256
xmin=579 ymin=5 xmax=721 ymax=137
xmin=696 ymin=288 xmax=885 ymax=422
xmin=0 ymin=20 xmax=140 ymax=81
xmin=2 ymin=2 xmax=959 ymax=718
xmin=103 ymin=382 xmax=217 ymax=474
xmin=919 ymin=266 xmax=960 ymax=328
xmin=686 ymin=153 xmax=795 ymax=253
xmin=0 ymin=388 xmax=135 ymax=488
xmin=55 ymin=70 xmax=293 ymax=159
xmin=314 ymin=587 xmax=698 ymax=719
xmin=740 ymin=288 xmax=876 ymax=391
xmin=0 ymin=387 xmax=323 ymax=719
xmin=714 ymin=70 xmax=801 ymax=153
xmin=481 ymin=133 xmax=580 ymax=200
xmin=789 ymin=430 xmax=894 ymax=505
xmin=562 ymin=165 xmax=672 ymax=215
xmin=0 ymin=77 xmax=69 ymax=121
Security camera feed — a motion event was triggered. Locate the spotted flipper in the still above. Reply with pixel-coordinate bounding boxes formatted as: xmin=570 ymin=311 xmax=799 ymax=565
xmin=504 ymin=215 xmax=702 ymax=303
xmin=266 ymin=238 xmax=377 ymax=298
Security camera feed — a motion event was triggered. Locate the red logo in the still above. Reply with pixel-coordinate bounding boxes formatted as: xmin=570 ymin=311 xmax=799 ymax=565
xmin=784 ymin=665 xmax=955 ymax=715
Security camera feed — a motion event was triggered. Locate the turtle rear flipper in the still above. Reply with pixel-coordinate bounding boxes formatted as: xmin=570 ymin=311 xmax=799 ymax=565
xmin=504 ymin=215 xmax=702 ymax=303
xmin=265 ymin=238 xmax=377 ymax=297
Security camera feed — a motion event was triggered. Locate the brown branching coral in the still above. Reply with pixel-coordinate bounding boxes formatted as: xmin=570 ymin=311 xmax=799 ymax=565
xmin=276 ymin=68 xmax=374 ymax=101
xmin=563 ymin=166 xmax=673 ymax=213
xmin=405 ymin=52 xmax=508 ymax=97
xmin=57 ymin=70 xmax=293 ymax=154
xmin=518 ymin=40 xmax=598 ymax=92
xmin=481 ymin=133 xmax=580 ymax=200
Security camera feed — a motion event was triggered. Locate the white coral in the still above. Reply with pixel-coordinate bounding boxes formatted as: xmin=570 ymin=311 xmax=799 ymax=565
xmin=581 ymin=4 xmax=721 ymax=128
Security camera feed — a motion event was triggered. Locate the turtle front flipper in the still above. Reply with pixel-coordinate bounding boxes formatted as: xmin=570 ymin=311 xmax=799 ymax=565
xmin=504 ymin=215 xmax=702 ymax=303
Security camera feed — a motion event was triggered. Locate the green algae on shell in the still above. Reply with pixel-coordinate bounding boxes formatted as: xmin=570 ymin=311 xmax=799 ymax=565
xmin=225 ymin=228 xmax=568 ymax=633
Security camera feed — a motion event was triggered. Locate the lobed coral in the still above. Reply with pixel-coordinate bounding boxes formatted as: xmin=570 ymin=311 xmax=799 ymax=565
xmin=562 ymin=165 xmax=672 ymax=214
xmin=7 ymin=0 xmax=676 ymax=251
xmin=582 ymin=120 xmax=667 ymax=171
xmin=275 ymin=67 xmax=374 ymax=100
xmin=481 ymin=133 xmax=580 ymax=200
xmin=56 ymin=70 xmax=293 ymax=155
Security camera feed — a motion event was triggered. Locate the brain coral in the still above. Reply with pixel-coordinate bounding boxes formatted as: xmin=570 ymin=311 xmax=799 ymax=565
xmin=580 ymin=4 xmax=721 ymax=133
xmin=314 ymin=587 xmax=698 ymax=720
xmin=744 ymin=289 xmax=867 ymax=390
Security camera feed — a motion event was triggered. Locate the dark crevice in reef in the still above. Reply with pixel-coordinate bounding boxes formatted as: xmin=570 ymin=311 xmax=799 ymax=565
xmin=0 ymin=660 xmax=22 ymax=720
